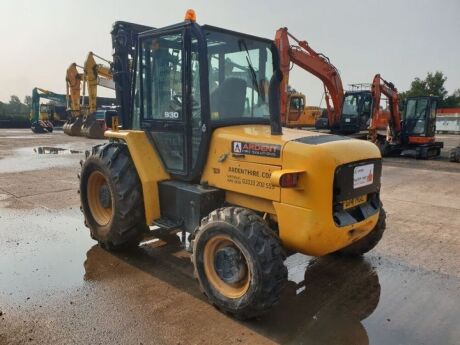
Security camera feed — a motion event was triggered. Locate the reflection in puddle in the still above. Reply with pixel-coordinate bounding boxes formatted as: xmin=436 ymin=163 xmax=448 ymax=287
xmin=34 ymin=146 xmax=82 ymax=154
xmin=251 ymin=255 xmax=381 ymax=345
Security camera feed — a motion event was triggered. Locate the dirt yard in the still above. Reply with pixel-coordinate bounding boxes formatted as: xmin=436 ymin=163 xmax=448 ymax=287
xmin=0 ymin=129 xmax=459 ymax=345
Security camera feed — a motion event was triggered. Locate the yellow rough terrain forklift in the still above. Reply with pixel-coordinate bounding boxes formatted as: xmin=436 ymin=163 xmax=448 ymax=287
xmin=79 ymin=11 xmax=386 ymax=319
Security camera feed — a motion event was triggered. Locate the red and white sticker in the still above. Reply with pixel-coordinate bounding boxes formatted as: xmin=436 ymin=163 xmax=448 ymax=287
xmin=353 ymin=164 xmax=374 ymax=189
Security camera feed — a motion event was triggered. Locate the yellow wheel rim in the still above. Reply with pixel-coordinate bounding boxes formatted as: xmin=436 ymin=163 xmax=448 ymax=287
xmin=87 ymin=171 xmax=113 ymax=226
xmin=203 ymin=235 xmax=251 ymax=299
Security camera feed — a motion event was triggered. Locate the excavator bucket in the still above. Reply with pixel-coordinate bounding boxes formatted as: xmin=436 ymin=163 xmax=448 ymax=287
xmin=80 ymin=114 xmax=105 ymax=139
xmin=63 ymin=116 xmax=83 ymax=136
xmin=31 ymin=120 xmax=53 ymax=134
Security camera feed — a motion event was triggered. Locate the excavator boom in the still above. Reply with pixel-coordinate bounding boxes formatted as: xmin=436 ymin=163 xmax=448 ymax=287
xmin=78 ymin=51 xmax=116 ymax=138
xmin=369 ymin=74 xmax=402 ymax=145
xmin=275 ymin=28 xmax=344 ymax=128
xmin=63 ymin=63 xmax=85 ymax=136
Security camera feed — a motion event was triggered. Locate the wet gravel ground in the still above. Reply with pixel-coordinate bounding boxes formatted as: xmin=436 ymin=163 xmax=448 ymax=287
xmin=0 ymin=129 xmax=459 ymax=345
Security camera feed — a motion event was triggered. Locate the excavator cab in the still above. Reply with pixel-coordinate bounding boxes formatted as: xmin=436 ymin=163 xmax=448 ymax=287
xmin=339 ymin=91 xmax=372 ymax=133
xmin=288 ymin=94 xmax=305 ymax=121
xmin=402 ymin=96 xmax=437 ymax=142
xmin=399 ymin=96 xmax=443 ymax=158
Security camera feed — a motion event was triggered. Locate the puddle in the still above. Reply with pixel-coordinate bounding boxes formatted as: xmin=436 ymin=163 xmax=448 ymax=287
xmin=0 ymin=146 xmax=86 ymax=173
xmin=34 ymin=146 xmax=83 ymax=155
xmin=0 ymin=208 xmax=95 ymax=301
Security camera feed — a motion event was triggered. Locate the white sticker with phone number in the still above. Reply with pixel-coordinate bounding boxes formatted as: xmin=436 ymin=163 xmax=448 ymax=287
xmin=353 ymin=164 xmax=374 ymax=189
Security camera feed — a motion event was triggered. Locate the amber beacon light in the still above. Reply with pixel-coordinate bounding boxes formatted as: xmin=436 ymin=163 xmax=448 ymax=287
xmin=184 ymin=9 xmax=196 ymax=22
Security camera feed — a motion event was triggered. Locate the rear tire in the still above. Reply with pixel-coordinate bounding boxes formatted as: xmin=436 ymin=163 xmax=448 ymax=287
xmin=79 ymin=143 xmax=148 ymax=250
xmin=336 ymin=208 xmax=386 ymax=256
xmin=192 ymin=207 xmax=287 ymax=319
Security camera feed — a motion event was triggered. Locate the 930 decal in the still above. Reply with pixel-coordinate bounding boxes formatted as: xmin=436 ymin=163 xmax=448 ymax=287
xmin=232 ymin=141 xmax=281 ymax=158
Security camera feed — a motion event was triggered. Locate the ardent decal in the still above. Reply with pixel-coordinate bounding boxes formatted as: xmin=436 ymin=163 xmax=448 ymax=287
xmin=232 ymin=141 xmax=281 ymax=158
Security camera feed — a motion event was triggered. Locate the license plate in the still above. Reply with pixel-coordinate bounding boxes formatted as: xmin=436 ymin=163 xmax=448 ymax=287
xmin=345 ymin=118 xmax=351 ymax=123
xmin=353 ymin=163 xmax=374 ymax=189
xmin=342 ymin=195 xmax=367 ymax=210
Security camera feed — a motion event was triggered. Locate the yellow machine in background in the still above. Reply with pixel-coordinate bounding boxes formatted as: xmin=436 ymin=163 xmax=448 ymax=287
xmin=80 ymin=52 xmax=115 ymax=139
xmin=80 ymin=12 xmax=386 ymax=319
xmin=63 ymin=52 xmax=115 ymax=138
xmin=63 ymin=63 xmax=84 ymax=136
xmin=285 ymin=91 xmax=322 ymax=127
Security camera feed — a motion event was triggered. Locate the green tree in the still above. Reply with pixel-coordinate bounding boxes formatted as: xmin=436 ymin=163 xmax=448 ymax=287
xmin=24 ymin=95 xmax=32 ymax=107
xmin=399 ymin=71 xmax=455 ymax=107
xmin=443 ymin=89 xmax=460 ymax=108
xmin=425 ymin=71 xmax=448 ymax=99
xmin=8 ymin=95 xmax=22 ymax=114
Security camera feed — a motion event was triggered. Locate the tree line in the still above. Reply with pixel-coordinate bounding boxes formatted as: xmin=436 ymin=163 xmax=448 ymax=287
xmin=0 ymin=95 xmax=32 ymax=120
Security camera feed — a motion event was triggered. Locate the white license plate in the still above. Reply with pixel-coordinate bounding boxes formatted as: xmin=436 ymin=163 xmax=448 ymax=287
xmin=345 ymin=118 xmax=351 ymax=123
xmin=353 ymin=164 xmax=374 ymax=189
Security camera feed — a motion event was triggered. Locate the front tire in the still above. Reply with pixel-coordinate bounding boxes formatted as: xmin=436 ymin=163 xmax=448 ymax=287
xmin=79 ymin=143 xmax=148 ymax=250
xmin=192 ymin=207 xmax=287 ymax=319
xmin=337 ymin=208 xmax=386 ymax=256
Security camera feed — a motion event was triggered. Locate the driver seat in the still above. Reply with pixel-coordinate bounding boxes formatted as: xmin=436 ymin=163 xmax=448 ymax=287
xmin=210 ymin=78 xmax=247 ymax=119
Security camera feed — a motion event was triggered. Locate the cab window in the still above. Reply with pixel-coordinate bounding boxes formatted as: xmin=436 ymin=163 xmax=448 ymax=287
xmin=140 ymin=34 xmax=183 ymax=120
xmin=205 ymin=30 xmax=274 ymax=121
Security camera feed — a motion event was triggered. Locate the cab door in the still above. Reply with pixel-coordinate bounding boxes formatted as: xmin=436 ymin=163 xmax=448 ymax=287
xmin=136 ymin=25 xmax=209 ymax=181
xmin=426 ymin=97 xmax=438 ymax=138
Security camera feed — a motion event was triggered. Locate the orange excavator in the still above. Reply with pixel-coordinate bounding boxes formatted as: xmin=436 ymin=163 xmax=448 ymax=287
xmin=368 ymin=74 xmax=401 ymax=146
xmin=368 ymin=74 xmax=443 ymax=159
xmin=274 ymin=27 xmax=344 ymax=130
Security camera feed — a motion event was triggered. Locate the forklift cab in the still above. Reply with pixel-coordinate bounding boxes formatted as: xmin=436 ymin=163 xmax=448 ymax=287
xmin=402 ymin=96 xmax=437 ymax=144
xmin=131 ymin=17 xmax=282 ymax=181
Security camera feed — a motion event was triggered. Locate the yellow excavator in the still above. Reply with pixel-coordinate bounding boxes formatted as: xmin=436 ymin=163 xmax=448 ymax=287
xmin=80 ymin=11 xmax=386 ymax=319
xmin=285 ymin=91 xmax=322 ymax=127
xmin=63 ymin=53 xmax=116 ymax=137
xmin=80 ymin=52 xmax=116 ymax=139
xmin=63 ymin=63 xmax=84 ymax=136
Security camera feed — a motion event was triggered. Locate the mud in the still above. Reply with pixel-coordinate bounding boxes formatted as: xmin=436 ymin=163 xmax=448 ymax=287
xmin=1 ymin=129 xmax=459 ymax=345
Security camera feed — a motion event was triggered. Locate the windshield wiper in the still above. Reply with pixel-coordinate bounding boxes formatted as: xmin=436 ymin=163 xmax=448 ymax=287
xmin=238 ymin=39 xmax=259 ymax=94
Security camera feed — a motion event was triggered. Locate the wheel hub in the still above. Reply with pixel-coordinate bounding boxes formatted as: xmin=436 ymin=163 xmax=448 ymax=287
xmin=214 ymin=246 xmax=247 ymax=284
xmin=98 ymin=184 xmax=111 ymax=208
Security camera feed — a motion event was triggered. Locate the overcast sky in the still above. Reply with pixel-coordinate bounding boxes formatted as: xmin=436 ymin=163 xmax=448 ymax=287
xmin=0 ymin=0 xmax=459 ymax=106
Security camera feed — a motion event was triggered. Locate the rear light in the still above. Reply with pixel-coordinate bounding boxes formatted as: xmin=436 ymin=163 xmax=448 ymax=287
xmin=279 ymin=173 xmax=299 ymax=188
xmin=270 ymin=169 xmax=305 ymax=188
